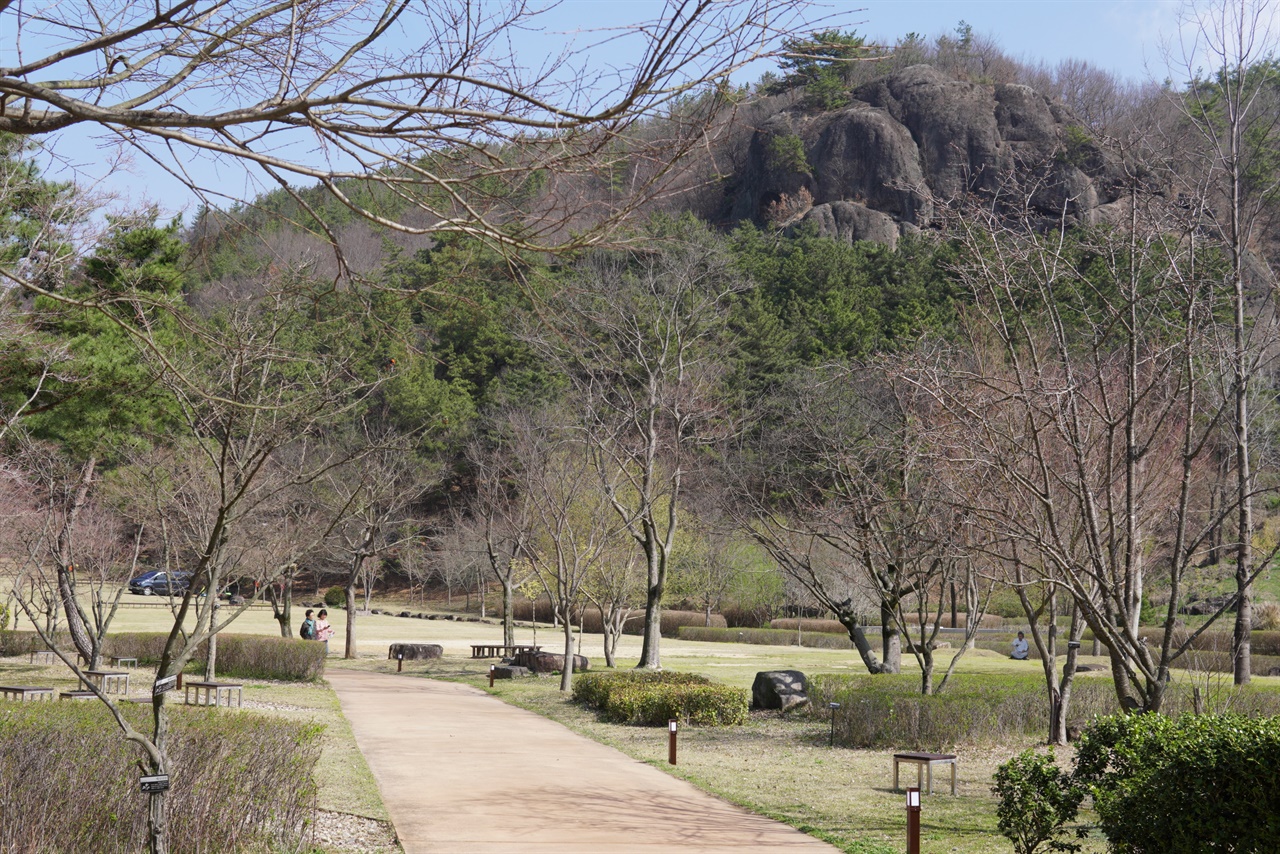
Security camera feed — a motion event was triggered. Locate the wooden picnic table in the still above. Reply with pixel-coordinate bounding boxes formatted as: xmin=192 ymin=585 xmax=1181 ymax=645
xmin=0 ymin=685 xmax=55 ymax=701
xmin=29 ymin=650 xmax=55 ymax=665
xmin=893 ymin=752 xmax=958 ymax=796
xmin=184 ymin=680 xmax=242 ymax=708
xmin=470 ymin=644 xmax=541 ymax=659
xmin=59 ymin=690 xmax=97 ymax=701
xmin=85 ymin=670 xmax=130 ymax=695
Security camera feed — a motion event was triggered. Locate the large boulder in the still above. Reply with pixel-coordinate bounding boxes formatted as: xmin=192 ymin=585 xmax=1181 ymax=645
xmin=728 ymin=64 xmax=1128 ymax=246
xmin=752 ymin=670 xmax=810 ymax=712
xmin=493 ymin=665 xmax=531 ymax=679
xmin=515 ymin=650 xmax=589 ymax=673
xmin=388 ymin=643 xmax=443 ymax=661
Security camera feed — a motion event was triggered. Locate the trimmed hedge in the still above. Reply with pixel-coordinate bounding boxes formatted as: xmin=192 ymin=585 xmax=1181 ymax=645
xmin=1074 ymin=713 xmax=1280 ymax=853
xmin=99 ymin=633 xmax=326 ymax=681
xmin=572 ymin=671 xmax=748 ymax=726
xmin=678 ymin=625 xmax=854 ymax=649
xmin=810 ymin=673 xmax=1120 ymax=750
xmin=210 ymin=634 xmax=326 ymax=681
xmin=0 ymin=701 xmax=320 ymax=853
xmin=512 ymin=600 xmax=727 ymax=637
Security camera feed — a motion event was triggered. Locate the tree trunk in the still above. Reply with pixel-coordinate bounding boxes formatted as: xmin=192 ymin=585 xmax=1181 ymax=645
xmin=636 ymin=543 xmax=664 ymax=669
xmin=56 ymin=455 xmax=98 ymax=665
xmin=879 ymin=601 xmax=901 ymax=674
xmin=344 ymin=584 xmax=358 ymax=659
xmin=268 ymin=578 xmax=293 ymax=639
xmin=559 ymin=613 xmax=576 ymax=691
xmin=601 ymin=613 xmax=616 ymax=669
xmin=835 ymin=609 xmax=891 ymax=674
xmin=501 ymin=578 xmax=515 ymax=648
xmin=146 ymin=693 xmax=171 ymax=854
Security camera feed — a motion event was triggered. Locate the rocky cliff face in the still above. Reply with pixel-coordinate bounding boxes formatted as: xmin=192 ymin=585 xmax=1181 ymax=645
xmin=727 ymin=65 xmax=1129 ymax=246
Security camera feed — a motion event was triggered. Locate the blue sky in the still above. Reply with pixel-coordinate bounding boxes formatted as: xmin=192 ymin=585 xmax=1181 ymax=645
xmin=32 ymin=0 xmax=1191 ymax=219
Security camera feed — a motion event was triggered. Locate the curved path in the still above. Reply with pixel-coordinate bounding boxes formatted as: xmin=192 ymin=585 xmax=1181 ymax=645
xmin=328 ymin=670 xmax=839 ymax=853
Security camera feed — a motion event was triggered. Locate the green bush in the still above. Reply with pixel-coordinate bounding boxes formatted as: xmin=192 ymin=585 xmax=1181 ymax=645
xmin=102 ymin=633 xmax=325 ymax=680
xmin=809 ymin=673 xmax=1121 ymax=750
xmin=993 ymin=749 xmax=1084 ymax=854
xmin=210 ymin=634 xmax=326 ymax=681
xmin=1074 ymin=713 xmax=1280 ymax=853
xmin=677 ymin=625 xmax=854 ymax=649
xmin=324 ymin=586 xmax=346 ymax=608
xmin=0 ymin=701 xmax=320 ymax=853
xmin=102 ymin=632 xmax=171 ymax=664
xmin=0 ymin=601 xmax=8 ymax=630
xmin=572 ymin=671 xmax=746 ymax=726
xmin=0 ymin=629 xmax=47 ymax=656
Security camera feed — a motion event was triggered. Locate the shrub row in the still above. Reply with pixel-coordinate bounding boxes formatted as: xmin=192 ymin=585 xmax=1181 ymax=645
xmin=100 ymin=632 xmax=325 ymax=681
xmin=677 ymin=625 xmax=854 ymax=649
xmin=0 ymin=701 xmax=320 ymax=853
xmin=208 ymin=634 xmax=326 ymax=681
xmin=809 ymin=673 xmax=1120 ymax=750
xmin=997 ymin=713 xmax=1280 ymax=854
xmin=572 ymin=671 xmax=748 ymax=726
xmin=770 ymin=613 xmax=1004 ymax=632
xmin=510 ymin=600 xmax=727 ymax=636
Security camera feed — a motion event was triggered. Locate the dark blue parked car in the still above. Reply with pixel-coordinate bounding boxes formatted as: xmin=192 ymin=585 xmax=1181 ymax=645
xmin=128 ymin=570 xmax=192 ymax=596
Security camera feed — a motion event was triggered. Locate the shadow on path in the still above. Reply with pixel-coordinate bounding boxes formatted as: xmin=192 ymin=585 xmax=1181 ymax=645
xmin=327 ymin=670 xmax=841 ymax=853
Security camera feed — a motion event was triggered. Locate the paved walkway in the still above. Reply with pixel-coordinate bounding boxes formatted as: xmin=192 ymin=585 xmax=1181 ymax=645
xmin=327 ymin=670 xmax=839 ymax=853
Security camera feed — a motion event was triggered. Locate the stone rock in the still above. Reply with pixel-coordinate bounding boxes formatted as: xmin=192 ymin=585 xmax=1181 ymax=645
xmin=467 ymin=617 xmax=481 ymax=623
xmin=387 ymin=643 xmax=442 ymax=661
xmin=1181 ymin=594 xmax=1237 ymax=616
xmin=1268 ymin=667 xmax=1280 ymax=678
xmin=427 ymin=614 xmax=440 ymax=620
xmin=414 ymin=613 xmax=429 ymax=619
xmin=515 ymin=650 xmax=589 ymax=673
xmin=1075 ymin=664 xmax=1101 ymax=672
xmin=751 ymin=670 xmax=810 ymax=712
xmin=398 ymin=611 xmax=411 ymax=618
xmin=796 ymin=201 xmax=901 ymax=247
xmin=727 ymin=64 xmax=1127 ymax=246
xmin=493 ymin=665 xmax=531 ymax=679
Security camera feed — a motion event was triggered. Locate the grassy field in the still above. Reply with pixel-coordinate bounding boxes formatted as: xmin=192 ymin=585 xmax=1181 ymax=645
xmin=10 ymin=588 xmax=1280 ymax=853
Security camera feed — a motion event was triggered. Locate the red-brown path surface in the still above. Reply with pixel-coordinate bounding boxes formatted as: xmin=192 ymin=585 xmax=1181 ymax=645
xmin=327 ymin=670 xmax=840 ymax=853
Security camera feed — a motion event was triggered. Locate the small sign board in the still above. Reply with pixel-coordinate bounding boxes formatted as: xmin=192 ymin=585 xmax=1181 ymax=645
xmin=153 ymin=675 xmax=178 ymax=696
xmin=140 ymin=774 xmax=170 ymax=794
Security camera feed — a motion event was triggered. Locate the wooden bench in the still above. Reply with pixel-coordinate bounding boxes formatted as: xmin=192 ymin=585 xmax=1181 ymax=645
xmin=110 ymin=656 xmax=138 ymax=669
xmin=0 ymin=685 xmax=55 ymax=701
xmin=85 ymin=670 xmax=131 ymax=695
xmin=893 ymin=752 xmax=957 ymax=796
xmin=470 ymin=644 xmax=541 ymax=659
xmin=184 ymin=681 xmax=243 ymax=708
xmin=59 ymin=690 xmax=98 ymax=701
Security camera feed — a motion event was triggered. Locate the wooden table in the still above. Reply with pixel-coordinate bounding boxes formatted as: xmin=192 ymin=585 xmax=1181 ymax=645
xmin=110 ymin=657 xmax=138 ymax=669
xmin=470 ymin=644 xmax=541 ymax=659
xmin=893 ymin=752 xmax=958 ymax=795
xmin=185 ymin=681 xmax=243 ymax=708
xmin=0 ymin=685 xmax=55 ymax=701
xmin=85 ymin=670 xmax=130 ymax=695
xmin=59 ymin=690 xmax=97 ymax=701
xmin=29 ymin=650 xmax=55 ymax=665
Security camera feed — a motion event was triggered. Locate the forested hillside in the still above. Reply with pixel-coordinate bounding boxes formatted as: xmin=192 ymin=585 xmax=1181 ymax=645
xmin=5 ymin=10 xmax=1280 ymax=741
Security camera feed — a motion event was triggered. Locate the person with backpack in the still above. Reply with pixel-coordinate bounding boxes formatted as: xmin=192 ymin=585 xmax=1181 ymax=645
xmin=300 ymin=609 xmax=317 ymax=640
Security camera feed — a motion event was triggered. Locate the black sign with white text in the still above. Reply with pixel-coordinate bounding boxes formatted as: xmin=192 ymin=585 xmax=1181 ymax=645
xmin=140 ymin=775 xmax=170 ymax=794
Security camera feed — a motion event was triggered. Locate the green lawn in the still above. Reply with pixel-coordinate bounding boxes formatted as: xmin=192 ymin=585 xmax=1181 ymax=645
xmin=11 ymin=589 xmax=1280 ymax=854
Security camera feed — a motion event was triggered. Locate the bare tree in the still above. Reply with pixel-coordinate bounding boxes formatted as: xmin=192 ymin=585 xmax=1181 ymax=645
xmin=1 ymin=1 xmax=820 ymax=261
xmin=913 ymin=185 xmax=1278 ymax=714
xmin=1164 ymin=0 xmax=1280 ymax=685
xmin=510 ymin=406 xmax=625 ymax=691
xmin=731 ymin=361 xmax=988 ymax=692
xmin=533 ymin=227 xmax=741 ymax=668
xmin=314 ymin=427 xmax=435 ymax=658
